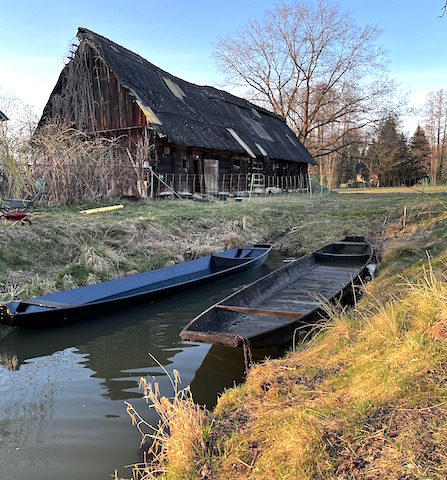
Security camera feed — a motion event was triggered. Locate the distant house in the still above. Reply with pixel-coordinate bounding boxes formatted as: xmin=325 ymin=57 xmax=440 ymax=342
xmin=0 ymin=110 xmax=7 ymax=121
xmin=39 ymin=28 xmax=315 ymax=198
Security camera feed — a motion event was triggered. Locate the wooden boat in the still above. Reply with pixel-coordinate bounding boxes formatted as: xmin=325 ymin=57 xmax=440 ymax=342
xmin=0 ymin=244 xmax=272 ymax=329
xmin=180 ymin=237 xmax=374 ymax=348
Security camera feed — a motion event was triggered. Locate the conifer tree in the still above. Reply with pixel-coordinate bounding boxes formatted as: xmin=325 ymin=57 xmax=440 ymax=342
xmin=409 ymin=126 xmax=431 ymax=184
xmin=367 ymin=116 xmax=408 ymax=186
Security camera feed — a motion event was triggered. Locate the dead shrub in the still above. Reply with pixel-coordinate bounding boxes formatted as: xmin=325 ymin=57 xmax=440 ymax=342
xmin=30 ymin=123 xmax=133 ymax=205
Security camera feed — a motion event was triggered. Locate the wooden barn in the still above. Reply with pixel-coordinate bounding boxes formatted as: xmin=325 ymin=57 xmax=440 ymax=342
xmin=39 ymin=28 xmax=315 ymax=198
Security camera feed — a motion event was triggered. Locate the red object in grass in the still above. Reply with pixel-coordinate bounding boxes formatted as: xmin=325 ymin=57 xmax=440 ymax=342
xmin=3 ymin=212 xmax=29 ymax=221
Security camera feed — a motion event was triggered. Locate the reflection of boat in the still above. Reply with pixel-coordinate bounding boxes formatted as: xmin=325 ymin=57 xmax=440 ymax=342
xmin=0 ymin=244 xmax=272 ymax=328
xmin=189 ymin=344 xmax=284 ymax=408
xmin=181 ymin=237 xmax=374 ymax=348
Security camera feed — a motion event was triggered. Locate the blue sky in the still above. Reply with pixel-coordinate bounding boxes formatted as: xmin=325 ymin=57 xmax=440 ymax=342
xmin=1 ymin=0 xmax=446 ymax=133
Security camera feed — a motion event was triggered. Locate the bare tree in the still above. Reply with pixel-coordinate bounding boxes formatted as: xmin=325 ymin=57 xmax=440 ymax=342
xmin=213 ymin=0 xmax=396 ymax=162
xmin=424 ymin=90 xmax=447 ymax=184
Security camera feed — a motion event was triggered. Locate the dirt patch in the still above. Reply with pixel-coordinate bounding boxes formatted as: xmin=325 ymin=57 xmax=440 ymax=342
xmin=330 ymin=406 xmax=447 ymax=479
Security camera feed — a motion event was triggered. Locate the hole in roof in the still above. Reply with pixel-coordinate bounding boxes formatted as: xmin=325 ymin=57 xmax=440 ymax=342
xmin=163 ymin=77 xmax=186 ymax=99
xmin=286 ymin=134 xmax=298 ymax=146
xmin=251 ymin=108 xmax=261 ymax=119
xmin=255 ymin=143 xmax=268 ymax=156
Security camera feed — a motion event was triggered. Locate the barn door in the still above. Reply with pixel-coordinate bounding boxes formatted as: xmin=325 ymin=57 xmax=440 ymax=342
xmin=204 ymin=159 xmax=219 ymax=194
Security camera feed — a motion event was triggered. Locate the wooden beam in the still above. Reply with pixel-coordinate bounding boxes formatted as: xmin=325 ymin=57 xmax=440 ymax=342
xmin=215 ymin=304 xmax=304 ymax=319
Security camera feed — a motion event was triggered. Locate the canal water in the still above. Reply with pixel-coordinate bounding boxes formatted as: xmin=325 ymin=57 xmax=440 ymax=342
xmin=0 ymin=254 xmax=286 ymax=480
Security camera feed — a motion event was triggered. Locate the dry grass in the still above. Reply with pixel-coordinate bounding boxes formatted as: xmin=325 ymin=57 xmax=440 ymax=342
xmin=122 ymin=356 xmax=209 ymax=480
xmin=2 ymin=189 xmax=436 ymax=300
xmin=0 ymin=194 xmax=358 ymax=298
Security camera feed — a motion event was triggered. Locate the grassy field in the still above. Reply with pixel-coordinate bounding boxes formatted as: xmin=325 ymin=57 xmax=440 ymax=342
xmin=2 ymin=190 xmax=447 ymax=479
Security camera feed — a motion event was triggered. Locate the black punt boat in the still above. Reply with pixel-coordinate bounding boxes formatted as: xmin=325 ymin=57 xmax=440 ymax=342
xmin=180 ymin=237 xmax=373 ymax=348
xmin=0 ymin=244 xmax=272 ymax=329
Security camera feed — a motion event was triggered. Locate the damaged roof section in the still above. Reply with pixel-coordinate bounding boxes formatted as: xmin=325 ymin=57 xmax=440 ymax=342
xmin=75 ymin=28 xmax=315 ymax=165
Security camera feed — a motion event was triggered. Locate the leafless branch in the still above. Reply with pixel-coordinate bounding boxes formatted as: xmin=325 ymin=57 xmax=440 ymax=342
xmin=441 ymin=2 xmax=447 ymax=17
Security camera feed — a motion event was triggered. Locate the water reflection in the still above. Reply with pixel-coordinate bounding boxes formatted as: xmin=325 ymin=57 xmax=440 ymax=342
xmin=190 ymin=344 xmax=284 ymax=408
xmin=0 ymin=254 xmax=285 ymax=480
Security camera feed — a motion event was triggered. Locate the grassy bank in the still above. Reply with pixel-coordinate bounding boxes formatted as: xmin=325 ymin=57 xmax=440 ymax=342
xmin=0 ymin=190 xmax=439 ymax=300
xmin=110 ymin=191 xmax=446 ymax=480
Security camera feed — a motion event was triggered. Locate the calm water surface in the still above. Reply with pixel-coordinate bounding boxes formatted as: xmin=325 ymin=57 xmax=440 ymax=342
xmin=0 ymin=254 xmax=285 ymax=480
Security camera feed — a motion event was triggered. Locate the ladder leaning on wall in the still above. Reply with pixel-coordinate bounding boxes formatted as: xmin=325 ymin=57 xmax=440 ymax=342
xmin=249 ymin=174 xmax=265 ymax=197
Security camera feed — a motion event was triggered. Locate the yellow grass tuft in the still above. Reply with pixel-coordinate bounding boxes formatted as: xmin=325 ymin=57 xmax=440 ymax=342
xmin=123 ymin=357 xmax=209 ymax=480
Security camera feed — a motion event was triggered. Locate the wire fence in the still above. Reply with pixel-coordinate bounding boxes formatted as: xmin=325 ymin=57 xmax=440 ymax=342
xmin=0 ymin=167 xmax=331 ymax=206
xmin=146 ymin=172 xmax=313 ymax=200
